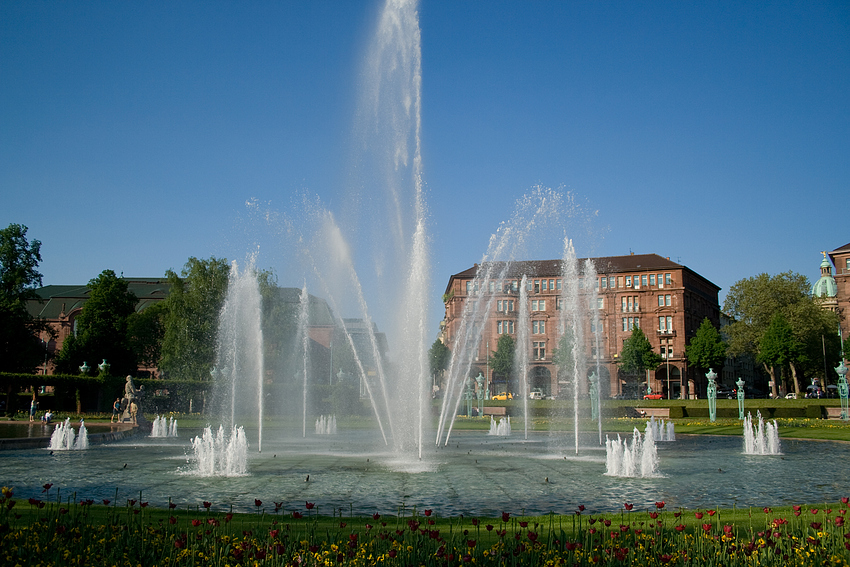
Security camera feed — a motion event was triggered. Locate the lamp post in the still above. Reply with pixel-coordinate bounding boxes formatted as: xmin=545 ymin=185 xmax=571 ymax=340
xmin=706 ymin=368 xmax=717 ymax=423
xmin=79 ymin=361 xmax=90 ymax=375
xmin=836 ymin=360 xmax=848 ymax=421
xmin=589 ymin=371 xmax=599 ymax=421
xmin=736 ymin=377 xmax=746 ymax=420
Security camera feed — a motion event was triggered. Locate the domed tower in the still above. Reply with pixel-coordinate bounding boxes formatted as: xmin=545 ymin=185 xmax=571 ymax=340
xmin=812 ymin=252 xmax=838 ymax=313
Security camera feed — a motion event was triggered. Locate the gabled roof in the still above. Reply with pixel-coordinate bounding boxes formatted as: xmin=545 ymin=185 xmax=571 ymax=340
xmin=27 ymin=279 xmax=171 ymax=319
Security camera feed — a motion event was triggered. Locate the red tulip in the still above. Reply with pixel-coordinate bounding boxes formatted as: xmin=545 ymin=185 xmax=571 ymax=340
xmin=373 ymin=512 xmax=380 ymax=520
xmin=655 ymin=501 xmax=665 ymax=509
xmin=202 ymin=501 xmax=211 ymax=509
xmin=424 ymin=509 xmax=432 ymax=516
xmin=649 ymin=512 xmax=658 ymax=519
xmin=675 ymin=524 xmax=685 ymax=532
xmin=702 ymin=524 xmax=712 ymax=532
xmin=254 ymin=499 xmax=262 ymax=507
xmin=168 ymin=502 xmax=176 ymax=509
xmin=707 ymin=509 xmax=716 ymax=516
xmin=103 ymin=499 xmax=111 ymax=506
xmin=305 ymin=502 xmax=315 ymax=510
xmin=578 ymin=505 xmax=586 ymax=511
xmin=695 ymin=512 xmax=703 ymax=519
xmin=292 ymin=512 xmax=303 ymax=519
xmin=624 ymin=503 xmax=634 ymax=511
xmin=501 ymin=512 xmax=510 ymax=522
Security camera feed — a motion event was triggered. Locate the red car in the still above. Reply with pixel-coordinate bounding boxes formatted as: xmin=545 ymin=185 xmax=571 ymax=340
xmin=643 ymin=393 xmax=664 ymax=400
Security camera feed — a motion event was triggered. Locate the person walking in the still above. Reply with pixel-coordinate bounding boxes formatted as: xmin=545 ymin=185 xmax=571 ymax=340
xmin=29 ymin=397 xmax=38 ymax=422
xmin=111 ymin=398 xmax=121 ymax=423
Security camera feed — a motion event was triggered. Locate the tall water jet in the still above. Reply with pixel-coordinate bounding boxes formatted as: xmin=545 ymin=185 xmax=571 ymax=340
xmin=516 ymin=275 xmax=530 ymax=440
xmin=315 ymin=415 xmax=337 ymax=435
xmin=743 ymin=411 xmax=781 ymax=455
xmin=436 ymin=188 xmax=567 ymax=447
xmin=584 ymin=258 xmax=603 ymax=445
xmin=559 ymin=238 xmax=585 ymax=454
xmin=297 ymin=283 xmax=310 ymax=438
xmin=213 ymin=258 xmax=264 ymax=452
xmin=646 ymin=416 xmax=675 ymax=442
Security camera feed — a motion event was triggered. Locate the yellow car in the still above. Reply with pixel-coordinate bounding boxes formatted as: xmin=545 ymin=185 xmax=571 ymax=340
xmin=491 ymin=392 xmax=513 ymax=400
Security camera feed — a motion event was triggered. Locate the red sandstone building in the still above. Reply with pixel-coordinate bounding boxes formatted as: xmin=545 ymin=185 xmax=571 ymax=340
xmin=441 ymin=254 xmax=721 ymax=399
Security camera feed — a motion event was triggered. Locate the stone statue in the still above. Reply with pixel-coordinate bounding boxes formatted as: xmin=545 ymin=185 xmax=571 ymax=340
xmin=120 ymin=375 xmax=147 ymax=426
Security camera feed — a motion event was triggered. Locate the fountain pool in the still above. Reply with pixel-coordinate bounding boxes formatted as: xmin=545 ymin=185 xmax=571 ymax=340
xmin=1 ymin=428 xmax=847 ymax=517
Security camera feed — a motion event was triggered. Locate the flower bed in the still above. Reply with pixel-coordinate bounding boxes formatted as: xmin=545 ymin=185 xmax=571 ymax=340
xmin=1 ymin=486 xmax=849 ymax=566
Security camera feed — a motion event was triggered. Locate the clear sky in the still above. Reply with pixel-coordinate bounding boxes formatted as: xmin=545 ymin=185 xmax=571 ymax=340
xmin=2 ymin=1 xmax=848 ymax=335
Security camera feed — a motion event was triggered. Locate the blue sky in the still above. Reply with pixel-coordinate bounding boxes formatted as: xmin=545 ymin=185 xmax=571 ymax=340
xmin=2 ymin=1 xmax=848 ymax=335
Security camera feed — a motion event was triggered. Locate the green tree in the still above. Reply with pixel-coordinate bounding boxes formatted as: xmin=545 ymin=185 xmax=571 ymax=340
xmin=429 ymin=339 xmax=450 ymax=381
xmin=723 ymin=271 xmax=841 ymax=398
xmin=618 ymin=325 xmax=662 ymax=394
xmin=551 ymin=330 xmax=575 ymax=380
xmin=686 ymin=318 xmax=727 ymax=375
xmin=0 ymin=223 xmax=50 ymax=373
xmin=489 ymin=334 xmax=515 ymax=391
xmin=159 ymin=257 xmax=230 ymax=381
xmin=54 ymin=270 xmax=138 ymax=376
xmin=127 ymin=301 xmax=166 ymax=370
xmin=758 ymin=313 xmax=799 ymax=394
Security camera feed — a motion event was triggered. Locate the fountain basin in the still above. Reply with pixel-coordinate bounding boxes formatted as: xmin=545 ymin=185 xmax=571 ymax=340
xmin=0 ymin=428 xmax=846 ymax=516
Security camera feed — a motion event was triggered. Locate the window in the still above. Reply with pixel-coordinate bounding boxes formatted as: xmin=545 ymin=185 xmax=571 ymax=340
xmin=846 ymin=259 xmax=850 ymax=271
xmin=591 ymin=345 xmax=604 ymax=359
xmin=527 ymin=280 xmax=533 ymax=292
xmin=533 ymin=342 xmax=546 ymax=360
xmin=623 ymin=317 xmax=628 ymax=332
xmin=532 ymin=320 xmax=545 ymax=334
xmin=657 ymin=274 xmax=663 ymax=288
xmin=512 ymin=280 xmax=518 ymax=292
xmin=667 ymin=316 xmax=672 ymax=331
xmin=649 ymin=274 xmax=656 ymax=286
xmin=497 ymin=320 xmax=515 ymax=334
xmin=659 ymin=316 xmax=666 ymax=331
xmin=665 ymin=294 xmax=671 ymax=307
xmin=617 ymin=276 xmax=624 ymax=288
xmin=531 ymin=299 xmax=546 ymax=311
xmin=556 ymin=298 xmax=563 ymax=310
xmin=489 ymin=281 xmax=495 ymax=293
xmin=665 ymin=273 xmax=672 ymax=285
xmin=641 ymin=275 xmax=648 ymax=286
xmin=624 ymin=317 xmax=639 ymax=331
xmin=658 ymin=295 xmax=664 ymax=307
xmin=534 ymin=280 xmax=540 ymax=293
xmin=507 ymin=300 xmax=514 ymax=312
xmin=497 ymin=300 xmax=503 ymax=312
xmin=557 ymin=279 xmax=562 ymax=290
xmin=597 ymin=297 xmax=604 ymax=309
xmin=466 ymin=281 xmax=472 ymax=294
xmin=549 ymin=279 xmax=555 ymax=291
xmin=628 ymin=297 xmax=634 ymax=312
xmin=622 ymin=297 xmax=628 ymax=312
xmin=541 ymin=279 xmax=548 ymax=291
xmin=625 ymin=276 xmax=632 ymax=287
xmin=660 ymin=346 xmax=666 ymax=359
xmin=601 ymin=277 xmax=607 ymax=288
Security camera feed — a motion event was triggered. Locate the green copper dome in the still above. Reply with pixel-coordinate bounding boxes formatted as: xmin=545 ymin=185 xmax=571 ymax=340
xmin=812 ymin=254 xmax=837 ymax=298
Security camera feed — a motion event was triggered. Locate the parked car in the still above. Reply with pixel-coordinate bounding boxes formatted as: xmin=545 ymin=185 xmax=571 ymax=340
xmin=491 ymin=392 xmax=513 ymax=400
xmin=715 ymin=387 xmax=735 ymax=399
xmin=529 ymin=389 xmax=545 ymax=400
xmin=643 ymin=393 xmax=664 ymax=400
xmin=785 ymin=392 xmax=797 ymax=399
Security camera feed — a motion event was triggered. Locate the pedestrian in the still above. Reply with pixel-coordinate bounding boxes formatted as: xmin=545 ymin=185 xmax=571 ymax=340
xmin=29 ymin=397 xmax=38 ymax=422
xmin=111 ymin=398 xmax=121 ymax=423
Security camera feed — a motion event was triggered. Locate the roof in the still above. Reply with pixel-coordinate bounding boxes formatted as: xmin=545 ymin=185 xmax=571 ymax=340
xmin=27 ymin=279 xmax=171 ymax=319
xmin=276 ymin=288 xmax=336 ymax=326
xmin=444 ymin=254 xmax=717 ymax=294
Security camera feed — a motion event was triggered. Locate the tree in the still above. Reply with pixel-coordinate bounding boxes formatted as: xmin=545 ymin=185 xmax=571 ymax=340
xmin=0 ymin=223 xmax=50 ymax=373
xmin=159 ymin=257 xmax=230 ymax=381
xmin=686 ymin=318 xmax=727 ymax=375
xmin=489 ymin=334 xmax=515 ymax=392
xmin=723 ymin=271 xmax=841 ymax=398
xmin=54 ymin=270 xmax=138 ymax=376
xmin=758 ymin=313 xmax=799 ymax=394
xmin=127 ymin=301 xmax=166 ymax=370
xmin=428 ymin=339 xmax=450 ymax=380
xmin=618 ymin=325 xmax=662 ymax=393
xmin=551 ymin=330 xmax=575 ymax=380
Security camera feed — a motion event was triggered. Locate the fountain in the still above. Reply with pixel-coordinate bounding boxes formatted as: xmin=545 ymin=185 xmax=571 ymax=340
xmin=315 ymin=415 xmax=337 ymax=435
xmin=212 ymin=258 xmax=264 ymax=451
xmin=605 ymin=426 xmax=660 ymax=478
xmin=48 ymin=418 xmax=88 ymax=451
xmin=488 ymin=416 xmax=511 ymax=436
xmin=150 ymin=415 xmax=178 ymax=438
xmin=743 ymin=411 xmax=781 ymax=455
xmin=646 ymin=416 xmax=676 ymax=442
xmin=190 ymin=425 xmax=249 ymax=477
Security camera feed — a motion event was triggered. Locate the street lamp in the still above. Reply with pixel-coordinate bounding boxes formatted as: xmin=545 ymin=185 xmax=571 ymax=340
xmin=836 ymin=360 xmax=848 ymax=421
xmin=706 ymin=368 xmax=717 ymax=423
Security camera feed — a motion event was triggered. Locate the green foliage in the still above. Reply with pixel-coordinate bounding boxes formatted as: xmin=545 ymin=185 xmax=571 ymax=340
xmin=127 ymin=301 xmax=166 ymax=369
xmin=54 ymin=270 xmax=138 ymax=376
xmin=551 ymin=330 xmax=574 ymax=379
xmin=0 ymin=223 xmax=49 ymax=373
xmin=618 ymin=325 xmax=662 ymax=376
xmin=428 ymin=338 xmax=450 ymax=377
xmin=159 ymin=257 xmax=230 ymax=381
xmin=686 ymin=318 xmax=727 ymax=373
xmin=723 ymin=271 xmax=841 ymax=394
xmin=488 ymin=333 xmax=515 ymax=381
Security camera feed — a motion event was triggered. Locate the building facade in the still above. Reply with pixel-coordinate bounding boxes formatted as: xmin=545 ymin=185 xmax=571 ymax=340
xmin=442 ymin=254 xmax=721 ymax=399
xmin=825 ymin=243 xmax=850 ymax=349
